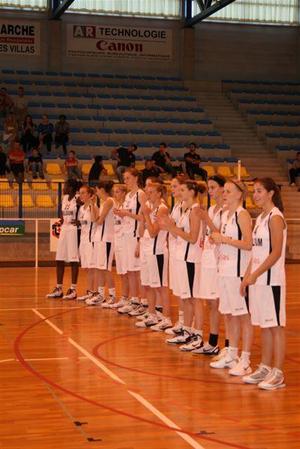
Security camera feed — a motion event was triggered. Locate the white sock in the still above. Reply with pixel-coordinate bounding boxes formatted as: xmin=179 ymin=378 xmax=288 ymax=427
xmin=193 ymin=329 xmax=203 ymax=337
xmin=98 ymin=286 xmax=104 ymax=296
xmin=57 ymin=284 xmax=63 ymax=289
xmin=71 ymin=284 xmax=77 ymax=290
xmin=240 ymin=351 xmax=251 ymax=365
xmin=108 ymin=288 xmax=115 ymax=297
xmin=178 ymin=310 xmax=184 ymax=324
xmin=141 ymin=298 xmax=148 ymax=306
xmin=227 ymin=346 xmax=238 ymax=360
xmin=130 ymin=296 xmax=140 ymax=304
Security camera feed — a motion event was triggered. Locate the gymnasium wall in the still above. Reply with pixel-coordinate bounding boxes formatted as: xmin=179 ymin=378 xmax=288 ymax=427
xmin=0 ymin=10 xmax=299 ymax=81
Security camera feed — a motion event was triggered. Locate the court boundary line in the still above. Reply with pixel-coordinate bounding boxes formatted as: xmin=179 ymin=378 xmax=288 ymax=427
xmin=13 ymin=307 xmax=253 ymax=449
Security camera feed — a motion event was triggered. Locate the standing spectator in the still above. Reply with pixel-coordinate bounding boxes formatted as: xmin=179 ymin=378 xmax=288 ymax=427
xmin=151 ymin=142 xmax=176 ymax=177
xmin=88 ymin=155 xmax=107 ymax=186
xmin=8 ymin=141 xmax=25 ymax=183
xmin=184 ymin=142 xmax=207 ymax=181
xmin=14 ymin=86 xmax=28 ymax=129
xmin=141 ymin=159 xmax=162 ymax=186
xmin=38 ymin=114 xmax=54 ymax=153
xmin=20 ymin=115 xmax=38 ymax=153
xmin=3 ymin=112 xmax=18 ymax=145
xmin=0 ymin=145 xmax=8 ymax=176
xmin=111 ymin=144 xmax=137 ymax=182
xmin=64 ymin=150 xmax=82 ymax=180
xmin=0 ymin=87 xmax=14 ymax=125
xmin=289 ymin=152 xmax=300 ymax=186
xmin=55 ymin=114 xmax=70 ymax=155
xmin=27 ymin=148 xmax=44 ymax=179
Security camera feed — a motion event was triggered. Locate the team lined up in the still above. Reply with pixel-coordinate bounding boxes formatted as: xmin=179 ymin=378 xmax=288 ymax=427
xmin=47 ymin=169 xmax=287 ymax=391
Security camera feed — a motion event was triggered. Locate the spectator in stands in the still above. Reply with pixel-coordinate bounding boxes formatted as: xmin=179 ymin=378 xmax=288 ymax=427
xmin=88 ymin=155 xmax=107 ymax=187
xmin=151 ymin=142 xmax=176 ymax=177
xmin=289 ymin=152 xmax=300 ymax=186
xmin=8 ymin=141 xmax=25 ymax=183
xmin=141 ymin=159 xmax=162 ymax=186
xmin=20 ymin=115 xmax=38 ymax=153
xmin=112 ymin=144 xmax=137 ymax=182
xmin=0 ymin=145 xmax=8 ymax=176
xmin=64 ymin=150 xmax=82 ymax=180
xmin=0 ymin=87 xmax=14 ymax=125
xmin=55 ymin=114 xmax=70 ymax=155
xmin=38 ymin=114 xmax=54 ymax=153
xmin=184 ymin=142 xmax=207 ymax=181
xmin=14 ymin=86 xmax=28 ymax=129
xmin=3 ymin=112 xmax=18 ymax=146
xmin=27 ymin=148 xmax=44 ymax=179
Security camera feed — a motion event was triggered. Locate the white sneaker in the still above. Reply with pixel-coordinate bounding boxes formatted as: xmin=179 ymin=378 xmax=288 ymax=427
xmin=192 ymin=342 xmax=220 ymax=355
xmin=63 ymin=288 xmax=77 ymax=300
xmin=258 ymin=367 xmax=286 ymax=390
xmin=229 ymin=358 xmax=252 ymax=376
xmin=136 ymin=311 xmax=150 ymax=321
xmin=86 ymin=293 xmax=104 ymax=306
xmin=166 ymin=329 xmax=193 ymax=345
xmin=46 ymin=287 xmax=63 ymax=299
xmin=77 ymin=291 xmax=94 ymax=302
xmin=151 ymin=318 xmax=173 ymax=332
xmin=211 ymin=346 xmax=228 ymax=362
xmin=110 ymin=297 xmax=128 ymax=309
xmin=243 ymin=364 xmax=272 ymax=384
xmin=180 ymin=334 xmax=203 ymax=352
xmin=128 ymin=304 xmax=147 ymax=317
xmin=118 ymin=299 xmax=140 ymax=315
xmin=164 ymin=322 xmax=183 ymax=336
xmin=135 ymin=314 xmax=158 ymax=328
xmin=210 ymin=354 xmax=238 ymax=369
xmin=101 ymin=296 xmax=116 ymax=308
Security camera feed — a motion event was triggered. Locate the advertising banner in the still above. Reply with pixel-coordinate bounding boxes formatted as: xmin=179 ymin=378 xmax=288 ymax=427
xmin=66 ymin=24 xmax=172 ymax=61
xmin=0 ymin=220 xmax=25 ymax=236
xmin=0 ymin=19 xmax=40 ymax=56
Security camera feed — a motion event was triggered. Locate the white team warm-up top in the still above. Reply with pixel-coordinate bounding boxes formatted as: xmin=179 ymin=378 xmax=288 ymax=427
xmin=61 ymin=195 xmax=78 ymax=227
xmin=176 ymin=203 xmax=203 ymax=263
xmin=168 ymin=201 xmax=183 ymax=255
xmin=143 ymin=202 xmax=168 ymax=255
xmin=122 ymin=189 xmax=143 ymax=237
xmin=92 ymin=202 xmax=114 ymax=243
xmin=251 ymin=207 xmax=287 ymax=286
xmin=201 ymin=204 xmax=223 ymax=269
xmin=218 ymin=205 xmax=251 ymax=277
xmin=78 ymin=205 xmax=93 ymax=243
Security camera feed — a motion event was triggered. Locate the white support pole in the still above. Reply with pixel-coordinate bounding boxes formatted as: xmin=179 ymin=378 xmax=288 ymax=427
xmin=35 ymin=219 xmax=39 ymax=269
xmin=237 ymin=159 xmax=241 ymax=181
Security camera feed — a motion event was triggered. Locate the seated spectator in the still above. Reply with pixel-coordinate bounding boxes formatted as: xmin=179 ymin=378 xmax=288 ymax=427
xmin=38 ymin=114 xmax=54 ymax=153
xmin=55 ymin=114 xmax=70 ymax=155
xmin=14 ymin=86 xmax=28 ymax=129
xmin=141 ymin=159 xmax=162 ymax=186
xmin=20 ymin=115 xmax=38 ymax=153
xmin=151 ymin=142 xmax=177 ymax=177
xmin=112 ymin=144 xmax=137 ymax=182
xmin=3 ymin=112 xmax=18 ymax=145
xmin=184 ymin=142 xmax=207 ymax=181
xmin=64 ymin=150 xmax=82 ymax=180
xmin=0 ymin=87 xmax=14 ymax=125
xmin=88 ymin=155 xmax=107 ymax=187
xmin=27 ymin=148 xmax=44 ymax=179
xmin=0 ymin=145 xmax=8 ymax=176
xmin=8 ymin=141 xmax=25 ymax=183
xmin=289 ymin=151 xmax=300 ymax=186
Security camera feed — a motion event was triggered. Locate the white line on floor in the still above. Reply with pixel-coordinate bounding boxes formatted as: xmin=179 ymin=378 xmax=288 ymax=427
xmin=0 ymin=306 xmax=81 ymax=311
xmin=0 ymin=356 xmax=87 ymax=364
xmin=30 ymin=308 xmax=205 ymax=449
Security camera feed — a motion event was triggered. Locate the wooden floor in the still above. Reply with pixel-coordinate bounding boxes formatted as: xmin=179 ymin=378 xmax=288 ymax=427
xmin=0 ymin=266 xmax=300 ymax=449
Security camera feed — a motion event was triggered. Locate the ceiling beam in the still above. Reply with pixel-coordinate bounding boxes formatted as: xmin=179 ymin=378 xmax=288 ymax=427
xmin=51 ymin=0 xmax=76 ymax=19
xmin=186 ymin=0 xmax=236 ymax=27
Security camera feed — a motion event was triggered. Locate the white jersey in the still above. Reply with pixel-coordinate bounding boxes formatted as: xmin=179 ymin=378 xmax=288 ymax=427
xmin=143 ymin=202 xmax=168 ymax=255
xmin=168 ymin=201 xmax=183 ymax=255
xmin=201 ymin=204 xmax=223 ymax=269
xmin=218 ymin=206 xmax=251 ymax=277
xmin=92 ymin=200 xmax=114 ymax=243
xmin=122 ymin=189 xmax=143 ymax=237
xmin=113 ymin=199 xmax=125 ymax=240
xmin=78 ymin=205 xmax=93 ymax=243
xmin=61 ymin=195 xmax=78 ymax=228
xmin=252 ymin=207 xmax=286 ymax=286
xmin=176 ymin=203 xmax=203 ymax=263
